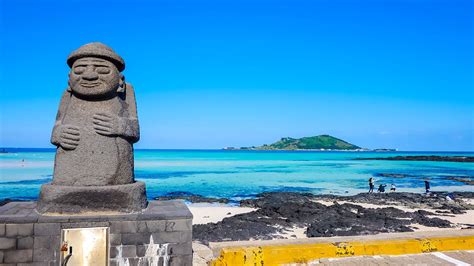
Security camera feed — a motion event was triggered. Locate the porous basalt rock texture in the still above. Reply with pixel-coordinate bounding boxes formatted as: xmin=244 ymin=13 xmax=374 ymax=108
xmin=37 ymin=42 xmax=146 ymax=213
xmin=193 ymin=192 xmax=474 ymax=244
xmin=36 ymin=182 xmax=147 ymax=213
xmin=309 ymin=191 xmax=474 ymax=214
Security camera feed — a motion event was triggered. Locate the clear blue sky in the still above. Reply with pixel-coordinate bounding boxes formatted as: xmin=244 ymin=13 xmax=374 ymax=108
xmin=0 ymin=0 xmax=473 ymax=151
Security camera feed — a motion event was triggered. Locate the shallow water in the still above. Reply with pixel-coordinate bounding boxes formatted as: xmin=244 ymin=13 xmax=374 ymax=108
xmin=0 ymin=149 xmax=473 ymax=201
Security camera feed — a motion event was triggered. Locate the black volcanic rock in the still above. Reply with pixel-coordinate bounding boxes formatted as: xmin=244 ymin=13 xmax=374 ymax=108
xmin=443 ymin=176 xmax=474 ymax=185
xmin=411 ymin=214 xmax=451 ymax=228
xmin=311 ymin=192 xmax=474 ymax=213
xmin=155 ymin=191 xmax=230 ymax=204
xmin=192 ymin=192 xmax=472 ymax=244
xmin=375 ymin=173 xmax=416 ymax=178
xmin=305 ymin=206 xmax=414 ymax=237
xmin=355 ymin=156 xmax=474 ymax=163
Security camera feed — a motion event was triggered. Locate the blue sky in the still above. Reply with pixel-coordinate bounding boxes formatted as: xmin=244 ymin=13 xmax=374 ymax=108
xmin=0 ymin=0 xmax=473 ymax=150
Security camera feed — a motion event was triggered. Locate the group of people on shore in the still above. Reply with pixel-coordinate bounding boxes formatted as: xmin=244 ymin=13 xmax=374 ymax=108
xmin=368 ymin=177 xmax=431 ymax=194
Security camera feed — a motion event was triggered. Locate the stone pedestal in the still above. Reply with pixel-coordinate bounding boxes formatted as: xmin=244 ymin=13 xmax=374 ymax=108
xmin=0 ymin=200 xmax=193 ymax=266
xmin=37 ymin=181 xmax=147 ymax=214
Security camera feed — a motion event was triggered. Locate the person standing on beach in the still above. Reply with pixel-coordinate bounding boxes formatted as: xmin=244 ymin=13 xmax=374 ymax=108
xmin=390 ymin=183 xmax=396 ymax=192
xmin=424 ymin=180 xmax=431 ymax=193
xmin=368 ymin=177 xmax=375 ymax=193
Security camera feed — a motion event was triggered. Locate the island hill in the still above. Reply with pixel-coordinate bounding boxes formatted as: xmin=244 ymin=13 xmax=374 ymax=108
xmin=225 ymin=135 xmax=367 ymax=151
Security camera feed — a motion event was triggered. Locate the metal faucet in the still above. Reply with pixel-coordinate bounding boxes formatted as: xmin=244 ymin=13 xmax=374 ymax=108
xmin=62 ymin=246 xmax=73 ymax=266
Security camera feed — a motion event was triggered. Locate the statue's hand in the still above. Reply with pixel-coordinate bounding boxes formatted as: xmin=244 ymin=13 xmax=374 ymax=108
xmin=58 ymin=125 xmax=80 ymax=150
xmin=93 ymin=112 xmax=122 ymax=136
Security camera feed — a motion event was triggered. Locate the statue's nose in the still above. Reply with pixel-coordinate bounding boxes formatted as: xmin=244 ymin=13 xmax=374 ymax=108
xmin=82 ymin=67 xmax=99 ymax=81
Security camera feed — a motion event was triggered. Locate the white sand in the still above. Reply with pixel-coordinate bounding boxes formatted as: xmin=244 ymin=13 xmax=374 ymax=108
xmin=188 ymin=203 xmax=256 ymax=224
xmin=189 ymin=199 xmax=473 ymax=234
xmin=275 ymin=225 xmax=308 ymax=239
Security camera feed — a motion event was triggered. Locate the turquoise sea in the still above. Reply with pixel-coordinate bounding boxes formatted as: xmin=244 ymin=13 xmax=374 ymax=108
xmin=0 ymin=149 xmax=473 ymax=201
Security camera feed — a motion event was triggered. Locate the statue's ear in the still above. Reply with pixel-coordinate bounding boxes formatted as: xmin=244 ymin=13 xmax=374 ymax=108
xmin=117 ymin=73 xmax=126 ymax=93
xmin=66 ymin=81 xmax=73 ymax=92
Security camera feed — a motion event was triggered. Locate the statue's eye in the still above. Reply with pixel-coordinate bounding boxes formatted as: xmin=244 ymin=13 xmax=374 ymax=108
xmin=96 ymin=67 xmax=111 ymax=74
xmin=73 ymin=66 xmax=86 ymax=74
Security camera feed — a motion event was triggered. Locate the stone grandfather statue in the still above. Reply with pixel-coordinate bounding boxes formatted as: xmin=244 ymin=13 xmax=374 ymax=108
xmin=37 ymin=42 xmax=147 ymax=213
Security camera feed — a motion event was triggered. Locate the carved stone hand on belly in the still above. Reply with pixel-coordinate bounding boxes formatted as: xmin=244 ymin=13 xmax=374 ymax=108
xmin=93 ymin=112 xmax=121 ymax=136
xmin=57 ymin=124 xmax=81 ymax=150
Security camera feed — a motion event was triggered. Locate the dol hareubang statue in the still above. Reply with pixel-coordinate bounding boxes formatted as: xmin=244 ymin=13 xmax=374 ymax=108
xmin=37 ymin=43 xmax=147 ymax=213
xmin=53 ymin=43 xmax=138 ymax=186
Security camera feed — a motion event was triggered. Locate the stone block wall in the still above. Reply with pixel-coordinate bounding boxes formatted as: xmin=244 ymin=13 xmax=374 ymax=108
xmin=0 ymin=201 xmax=193 ymax=266
xmin=0 ymin=222 xmax=56 ymax=266
xmin=109 ymin=219 xmax=193 ymax=266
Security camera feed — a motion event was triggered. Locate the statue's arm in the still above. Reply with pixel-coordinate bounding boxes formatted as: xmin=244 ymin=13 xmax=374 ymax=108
xmin=121 ymin=83 xmax=140 ymax=143
xmin=51 ymin=90 xmax=70 ymax=146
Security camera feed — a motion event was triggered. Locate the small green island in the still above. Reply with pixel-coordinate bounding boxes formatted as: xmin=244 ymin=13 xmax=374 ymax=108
xmin=225 ymin=135 xmax=366 ymax=151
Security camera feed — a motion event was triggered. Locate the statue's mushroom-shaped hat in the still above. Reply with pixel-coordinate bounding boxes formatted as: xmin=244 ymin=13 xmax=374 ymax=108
xmin=67 ymin=42 xmax=125 ymax=72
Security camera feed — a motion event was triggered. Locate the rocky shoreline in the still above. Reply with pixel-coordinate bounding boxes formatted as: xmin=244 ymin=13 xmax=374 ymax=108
xmin=155 ymin=191 xmax=230 ymax=204
xmin=354 ymin=155 xmax=474 ymax=163
xmin=307 ymin=191 xmax=474 ymax=213
xmin=192 ymin=192 xmax=474 ymax=244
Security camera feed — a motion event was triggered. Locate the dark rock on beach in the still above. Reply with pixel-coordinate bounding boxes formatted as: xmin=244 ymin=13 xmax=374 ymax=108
xmin=193 ymin=192 xmax=470 ymax=244
xmin=411 ymin=214 xmax=452 ymax=228
xmin=193 ymin=214 xmax=280 ymax=243
xmin=155 ymin=191 xmax=230 ymax=204
xmin=311 ymin=191 xmax=474 ymax=214
xmin=306 ymin=205 xmax=414 ymax=237
xmin=354 ymin=155 xmax=474 ymax=163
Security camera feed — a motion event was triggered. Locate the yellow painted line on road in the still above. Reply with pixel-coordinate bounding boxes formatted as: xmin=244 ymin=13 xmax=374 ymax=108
xmin=211 ymin=236 xmax=474 ymax=265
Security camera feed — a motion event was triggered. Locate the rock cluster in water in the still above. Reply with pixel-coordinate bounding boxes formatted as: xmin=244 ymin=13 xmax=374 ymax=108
xmin=355 ymin=155 xmax=474 ymax=163
xmin=155 ymin=191 xmax=230 ymax=204
xmin=374 ymin=172 xmax=474 ymax=186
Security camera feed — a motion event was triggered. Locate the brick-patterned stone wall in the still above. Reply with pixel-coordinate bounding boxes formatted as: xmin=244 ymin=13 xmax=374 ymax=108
xmin=0 ymin=222 xmax=58 ymax=265
xmin=0 ymin=223 xmax=35 ymax=265
xmin=0 ymin=201 xmax=193 ymax=266
xmin=109 ymin=219 xmax=192 ymax=265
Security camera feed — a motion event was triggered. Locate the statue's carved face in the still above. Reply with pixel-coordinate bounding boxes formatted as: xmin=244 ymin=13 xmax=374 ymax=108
xmin=69 ymin=57 xmax=120 ymax=98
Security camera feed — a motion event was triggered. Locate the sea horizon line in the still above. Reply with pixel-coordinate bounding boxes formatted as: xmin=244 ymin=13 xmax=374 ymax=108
xmin=1 ymin=147 xmax=474 ymax=153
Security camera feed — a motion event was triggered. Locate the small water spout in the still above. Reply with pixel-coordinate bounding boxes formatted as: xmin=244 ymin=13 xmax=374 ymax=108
xmin=116 ymin=245 xmax=130 ymax=266
xmin=144 ymin=235 xmax=170 ymax=266
xmin=114 ymin=235 xmax=170 ymax=266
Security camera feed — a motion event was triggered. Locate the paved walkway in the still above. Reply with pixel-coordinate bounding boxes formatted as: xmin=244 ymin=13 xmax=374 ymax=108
xmin=306 ymin=250 xmax=474 ymax=266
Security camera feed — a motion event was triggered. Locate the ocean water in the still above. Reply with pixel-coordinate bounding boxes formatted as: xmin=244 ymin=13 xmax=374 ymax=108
xmin=0 ymin=149 xmax=473 ymax=201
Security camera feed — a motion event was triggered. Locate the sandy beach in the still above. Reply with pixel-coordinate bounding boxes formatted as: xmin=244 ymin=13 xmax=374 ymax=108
xmin=189 ymin=203 xmax=256 ymax=224
xmin=189 ymin=193 xmax=474 ymax=265
xmin=190 ymin=197 xmax=474 ymax=236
